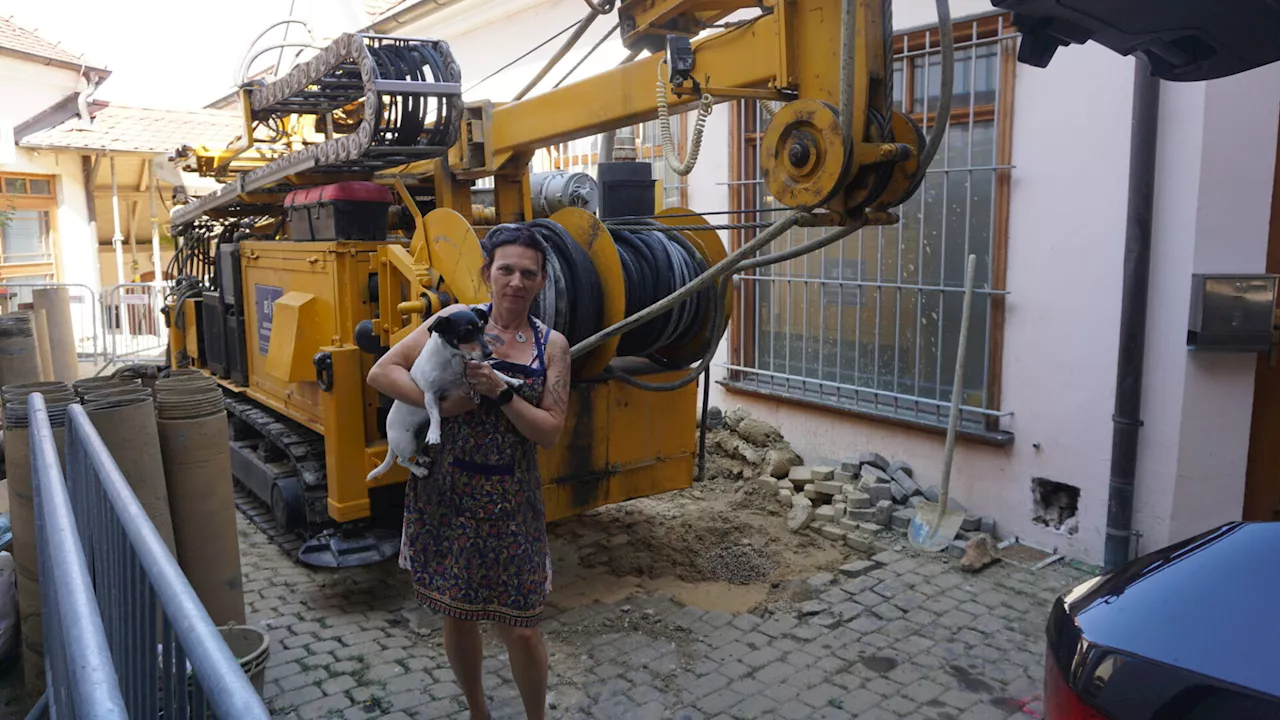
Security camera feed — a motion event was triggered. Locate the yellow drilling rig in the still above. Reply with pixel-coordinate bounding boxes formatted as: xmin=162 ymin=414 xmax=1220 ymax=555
xmin=160 ymin=0 xmax=1279 ymax=566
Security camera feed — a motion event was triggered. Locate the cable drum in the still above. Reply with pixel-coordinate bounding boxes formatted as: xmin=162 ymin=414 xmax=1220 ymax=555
xmin=609 ymin=223 xmax=712 ymax=363
xmin=526 ymin=219 xmax=603 ymax=347
xmin=517 ymin=214 xmax=716 ymax=371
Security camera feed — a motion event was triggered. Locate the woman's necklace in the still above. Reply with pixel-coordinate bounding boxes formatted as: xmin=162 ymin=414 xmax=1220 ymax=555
xmin=490 ymin=318 xmax=528 ymax=344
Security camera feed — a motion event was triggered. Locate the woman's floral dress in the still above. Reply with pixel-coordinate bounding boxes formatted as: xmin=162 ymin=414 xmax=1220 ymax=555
xmin=398 ymin=306 xmax=552 ymax=627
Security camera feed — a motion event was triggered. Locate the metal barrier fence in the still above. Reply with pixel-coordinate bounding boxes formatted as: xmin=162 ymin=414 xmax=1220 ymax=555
xmin=28 ymin=394 xmax=270 ymax=719
xmin=100 ymin=283 xmax=169 ymax=367
xmin=0 ymin=283 xmax=103 ymax=363
xmin=28 ymin=394 xmax=126 ymax=718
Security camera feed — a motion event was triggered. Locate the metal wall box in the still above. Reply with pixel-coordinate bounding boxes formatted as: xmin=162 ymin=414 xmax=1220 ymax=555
xmin=1187 ymin=273 xmax=1279 ymax=351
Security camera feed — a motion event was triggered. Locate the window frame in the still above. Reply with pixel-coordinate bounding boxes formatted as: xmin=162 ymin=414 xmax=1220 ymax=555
xmin=723 ymin=12 xmax=1018 ymax=444
xmin=0 ymin=172 xmax=59 ymax=280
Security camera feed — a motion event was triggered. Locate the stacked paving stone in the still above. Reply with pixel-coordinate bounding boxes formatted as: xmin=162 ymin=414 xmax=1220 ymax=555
xmin=757 ymin=452 xmax=999 ymax=559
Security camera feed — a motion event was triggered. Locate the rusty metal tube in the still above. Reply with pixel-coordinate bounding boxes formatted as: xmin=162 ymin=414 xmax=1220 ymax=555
xmin=154 ymin=382 xmax=244 ymax=626
xmin=32 ymin=309 xmax=53 ymax=382
xmin=0 ymin=313 xmax=43 ymax=389
xmin=32 ymin=288 xmax=78 ymax=383
xmin=83 ymin=397 xmax=177 ymax=558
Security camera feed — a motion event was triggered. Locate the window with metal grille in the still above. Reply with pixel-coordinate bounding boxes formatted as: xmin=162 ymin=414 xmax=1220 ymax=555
xmin=724 ymin=14 xmax=1017 ymax=439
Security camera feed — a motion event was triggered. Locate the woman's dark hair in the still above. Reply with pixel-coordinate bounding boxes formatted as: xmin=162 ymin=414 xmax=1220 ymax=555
xmin=480 ymin=223 xmax=549 ymax=277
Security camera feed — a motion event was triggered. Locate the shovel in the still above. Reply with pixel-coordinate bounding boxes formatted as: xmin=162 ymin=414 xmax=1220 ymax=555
xmin=909 ymin=253 xmax=977 ymax=553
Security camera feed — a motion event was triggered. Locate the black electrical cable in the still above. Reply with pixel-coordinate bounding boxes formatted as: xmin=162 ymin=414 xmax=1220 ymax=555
xmin=527 ymin=219 xmax=603 ymax=347
xmin=606 ymin=221 xmax=712 ymax=365
xmin=488 ymin=218 xmax=720 ymax=387
xmin=604 ymin=206 xmax=796 ymax=222
xmin=462 ymin=19 xmax=583 ymax=95
xmin=603 ymin=275 xmax=729 ymax=392
xmin=552 ymin=21 xmax=620 ymax=89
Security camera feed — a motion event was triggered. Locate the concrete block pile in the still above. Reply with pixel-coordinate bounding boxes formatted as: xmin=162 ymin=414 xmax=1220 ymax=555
xmin=762 ymin=452 xmax=998 ymax=560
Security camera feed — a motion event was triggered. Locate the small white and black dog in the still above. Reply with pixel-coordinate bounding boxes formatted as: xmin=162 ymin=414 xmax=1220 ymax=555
xmin=367 ymin=306 xmax=523 ymax=480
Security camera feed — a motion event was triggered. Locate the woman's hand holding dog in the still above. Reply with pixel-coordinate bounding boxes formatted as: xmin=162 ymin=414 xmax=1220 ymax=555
xmin=465 ymin=361 xmax=507 ymax=398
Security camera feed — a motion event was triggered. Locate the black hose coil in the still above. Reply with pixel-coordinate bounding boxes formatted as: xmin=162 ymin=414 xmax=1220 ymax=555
xmin=525 ymin=219 xmax=713 ymax=366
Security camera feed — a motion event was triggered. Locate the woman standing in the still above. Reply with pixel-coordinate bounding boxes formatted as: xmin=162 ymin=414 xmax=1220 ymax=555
xmin=366 ymin=224 xmax=571 ymax=720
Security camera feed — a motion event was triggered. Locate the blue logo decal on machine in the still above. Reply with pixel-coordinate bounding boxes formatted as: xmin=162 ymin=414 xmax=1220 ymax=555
xmin=255 ymin=285 xmax=285 ymax=355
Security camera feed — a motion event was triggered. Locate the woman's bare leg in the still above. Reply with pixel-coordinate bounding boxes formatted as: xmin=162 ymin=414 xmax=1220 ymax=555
xmin=496 ymin=624 xmax=548 ymax=720
xmin=443 ymin=617 xmax=489 ymax=719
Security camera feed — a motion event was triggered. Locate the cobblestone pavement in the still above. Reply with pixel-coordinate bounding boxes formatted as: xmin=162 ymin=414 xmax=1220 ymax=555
xmin=246 ymin=509 xmax=1093 ymax=720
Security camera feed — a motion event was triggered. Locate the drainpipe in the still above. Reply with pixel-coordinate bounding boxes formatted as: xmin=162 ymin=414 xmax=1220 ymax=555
xmin=1105 ymin=56 xmax=1161 ymax=573
xmin=77 ymin=71 xmax=101 ymax=128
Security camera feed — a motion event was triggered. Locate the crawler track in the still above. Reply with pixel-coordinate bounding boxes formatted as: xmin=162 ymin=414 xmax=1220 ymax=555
xmin=225 ymin=392 xmax=331 ymax=560
xmin=233 ymin=481 xmax=305 ymax=558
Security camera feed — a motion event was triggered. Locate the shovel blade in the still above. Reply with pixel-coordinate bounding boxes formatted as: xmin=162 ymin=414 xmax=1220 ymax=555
xmin=907 ymin=500 xmax=967 ymax=552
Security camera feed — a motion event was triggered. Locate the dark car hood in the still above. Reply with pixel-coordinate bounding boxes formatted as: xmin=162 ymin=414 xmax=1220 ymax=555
xmin=1060 ymin=522 xmax=1280 ymax=698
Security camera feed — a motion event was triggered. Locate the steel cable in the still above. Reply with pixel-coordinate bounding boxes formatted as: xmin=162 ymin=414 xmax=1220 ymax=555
xmin=609 ymin=223 xmax=711 ymax=360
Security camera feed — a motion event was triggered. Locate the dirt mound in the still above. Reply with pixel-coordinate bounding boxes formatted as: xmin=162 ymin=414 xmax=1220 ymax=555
xmin=694 ymin=405 xmax=803 ymax=507
xmin=574 ymin=496 xmax=844 ymax=590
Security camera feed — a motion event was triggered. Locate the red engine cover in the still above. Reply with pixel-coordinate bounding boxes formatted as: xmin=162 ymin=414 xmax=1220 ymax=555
xmin=283 ymin=181 xmax=393 ymax=208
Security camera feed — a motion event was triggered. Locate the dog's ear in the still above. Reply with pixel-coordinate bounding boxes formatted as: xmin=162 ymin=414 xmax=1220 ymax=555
xmin=472 ymin=305 xmax=489 ymax=326
xmin=427 ymin=313 xmax=453 ymax=336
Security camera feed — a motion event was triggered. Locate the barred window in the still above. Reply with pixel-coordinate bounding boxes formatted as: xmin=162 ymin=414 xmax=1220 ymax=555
xmin=724 ymin=14 xmax=1017 ymax=439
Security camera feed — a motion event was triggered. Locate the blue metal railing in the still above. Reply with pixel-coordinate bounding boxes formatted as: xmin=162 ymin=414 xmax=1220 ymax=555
xmin=27 ymin=393 xmax=271 ymax=719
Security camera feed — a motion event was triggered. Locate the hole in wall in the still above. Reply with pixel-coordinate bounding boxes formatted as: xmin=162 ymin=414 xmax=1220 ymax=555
xmin=1031 ymin=477 xmax=1079 ymax=535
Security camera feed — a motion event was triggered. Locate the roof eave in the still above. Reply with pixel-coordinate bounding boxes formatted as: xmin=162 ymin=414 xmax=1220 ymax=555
xmin=0 ymin=45 xmax=110 ymax=76
xmin=15 ymin=142 xmax=166 ymax=157
xmin=365 ymin=0 xmax=470 ymax=33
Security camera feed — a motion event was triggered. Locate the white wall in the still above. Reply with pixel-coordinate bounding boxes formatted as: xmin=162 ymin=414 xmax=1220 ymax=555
xmin=0 ymin=56 xmax=100 ymax=357
xmin=0 ymin=55 xmax=82 ymax=137
xmin=398 ymin=0 xmax=629 ymax=103
xmin=1135 ymin=61 xmax=1280 ymax=552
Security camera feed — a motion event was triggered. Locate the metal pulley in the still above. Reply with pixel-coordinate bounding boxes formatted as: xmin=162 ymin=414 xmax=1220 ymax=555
xmin=529 ymin=171 xmax=600 ymax=218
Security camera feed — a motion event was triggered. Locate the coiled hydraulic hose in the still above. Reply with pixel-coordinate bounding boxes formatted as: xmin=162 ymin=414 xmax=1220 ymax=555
xmin=656 ymin=61 xmax=714 ymax=176
xmin=609 ymin=222 xmax=712 ymax=361
xmin=594 ymin=220 xmax=863 ymax=394
xmin=569 ymin=211 xmax=808 ymax=360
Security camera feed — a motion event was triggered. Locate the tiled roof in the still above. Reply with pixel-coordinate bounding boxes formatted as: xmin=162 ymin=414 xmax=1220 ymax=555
xmin=0 ymin=15 xmax=101 ymax=69
xmin=19 ymin=105 xmax=243 ymax=154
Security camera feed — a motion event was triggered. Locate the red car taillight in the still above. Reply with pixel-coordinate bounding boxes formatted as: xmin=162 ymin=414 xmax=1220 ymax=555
xmin=1044 ymin=650 xmax=1107 ymax=720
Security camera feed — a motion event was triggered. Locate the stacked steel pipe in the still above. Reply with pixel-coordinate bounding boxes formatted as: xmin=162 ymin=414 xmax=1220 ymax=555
xmin=154 ymin=373 xmax=245 ymax=626
xmin=2 ymin=381 xmax=77 ymax=696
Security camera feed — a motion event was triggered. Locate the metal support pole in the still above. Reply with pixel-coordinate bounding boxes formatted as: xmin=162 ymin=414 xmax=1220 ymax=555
xmin=109 ymin=156 xmax=124 ymax=287
xmin=109 ymin=157 xmax=128 ymax=340
xmin=150 ymin=174 xmax=164 ymax=339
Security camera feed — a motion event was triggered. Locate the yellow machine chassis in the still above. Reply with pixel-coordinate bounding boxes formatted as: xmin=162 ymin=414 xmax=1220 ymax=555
xmin=166 ymin=0 xmax=922 ymax=549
